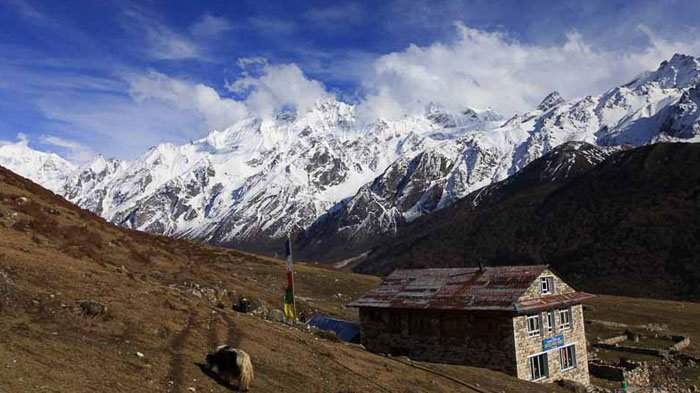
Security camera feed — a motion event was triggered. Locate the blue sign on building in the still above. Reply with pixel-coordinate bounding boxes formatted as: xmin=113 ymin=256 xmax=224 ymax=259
xmin=543 ymin=334 xmax=565 ymax=351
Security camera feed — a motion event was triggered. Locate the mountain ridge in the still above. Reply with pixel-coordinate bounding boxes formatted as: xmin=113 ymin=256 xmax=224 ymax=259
xmin=2 ymin=53 xmax=700 ymax=257
xmin=296 ymin=53 xmax=700 ymax=261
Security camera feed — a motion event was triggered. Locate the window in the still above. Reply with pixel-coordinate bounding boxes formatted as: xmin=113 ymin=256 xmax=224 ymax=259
xmin=540 ymin=276 xmax=554 ymax=295
xmin=529 ymin=353 xmax=549 ymax=381
xmin=543 ymin=310 xmax=554 ymax=333
xmin=558 ymin=308 xmax=572 ymax=330
xmin=559 ymin=345 xmax=577 ymax=371
xmin=526 ymin=314 xmax=541 ymax=337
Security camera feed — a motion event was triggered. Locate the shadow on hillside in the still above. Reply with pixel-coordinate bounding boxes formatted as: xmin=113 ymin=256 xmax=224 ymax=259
xmin=195 ymin=362 xmax=238 ymax=391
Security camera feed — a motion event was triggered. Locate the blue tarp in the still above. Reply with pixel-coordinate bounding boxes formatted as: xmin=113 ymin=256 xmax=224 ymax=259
xmin=307 ymin=314 xmax=360 ymax=343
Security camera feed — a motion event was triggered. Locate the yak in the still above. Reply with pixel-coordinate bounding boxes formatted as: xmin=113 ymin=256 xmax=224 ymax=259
xmin=204 ymin=345 xmax=254 ymax=391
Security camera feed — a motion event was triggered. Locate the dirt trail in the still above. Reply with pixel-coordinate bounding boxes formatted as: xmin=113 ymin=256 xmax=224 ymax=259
xmin=205 ymin=311 xmax=222 ymax=350
xmin=165 ymin=310 xmax=199 ymax=393
xmin=221 ymin=312 xmax=242 ymax=348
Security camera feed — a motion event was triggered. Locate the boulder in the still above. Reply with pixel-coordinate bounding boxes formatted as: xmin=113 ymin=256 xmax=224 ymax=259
xmin=79 ymin=300 xmax=106 ymax=317
xmin=268 ymin=309 xmax=285 ymax=322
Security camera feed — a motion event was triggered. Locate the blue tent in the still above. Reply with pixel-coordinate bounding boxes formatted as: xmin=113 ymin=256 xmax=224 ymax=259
xmin=307 ymin=314 xmax=361 ymax=343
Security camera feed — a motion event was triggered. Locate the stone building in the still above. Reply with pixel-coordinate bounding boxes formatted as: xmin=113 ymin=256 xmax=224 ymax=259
xmin=348 ymin=265 xmax=593 ymax=385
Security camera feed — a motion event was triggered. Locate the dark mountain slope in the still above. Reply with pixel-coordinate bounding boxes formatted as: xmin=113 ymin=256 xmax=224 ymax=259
xmin=356 ymin=142 xmax=700 ymax=300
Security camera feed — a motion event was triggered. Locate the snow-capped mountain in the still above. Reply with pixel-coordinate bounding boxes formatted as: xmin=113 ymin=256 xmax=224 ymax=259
xmin=58 ymin=100 xmax=503 ymax=253
xmin=3 ymin=53 xmax=700 ymax=259
xmin=0 ymin=141 xmax=76 ymax=192
xmin=297 ymin=54 xmax=700 ymax=260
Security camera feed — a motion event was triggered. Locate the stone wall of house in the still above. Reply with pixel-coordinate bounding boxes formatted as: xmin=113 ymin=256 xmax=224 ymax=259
xmin=358 ymin=308 xmax=518 ymax=375
xmin=513 ymin=304 xmax=590 ymax=385
xmin=519 ymin=269 xmax=576 ymax=301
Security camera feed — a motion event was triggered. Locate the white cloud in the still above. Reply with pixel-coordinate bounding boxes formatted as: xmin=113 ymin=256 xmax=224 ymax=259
xmin=0 ymin=133 xmax=25 ymax=146
xmin=128 ymin=21 xmax=700 ymax=127
xmin=228 ymin=63 xmax=332 ymax=119
xmin=129 ymin=71 xmax=248 ymax=130
xmin=357 ymin=22 xmax=700 ymax=120
xmin=16 ymin=132 xmax=29 ymax=145
xmin=129 ymin=63 xmax=333 ymax=127
xmin=36 ymin=91 xmax=204 ymax=159
xmin=40 ymin=135 xmax=94 ymax=162
xmin=237 ymin=56 xmax=268 ymax=71
xmin=190 ymin=13 xmax=233 ymax=37
xmin=122 ymin=6 xmax=201 ymax=60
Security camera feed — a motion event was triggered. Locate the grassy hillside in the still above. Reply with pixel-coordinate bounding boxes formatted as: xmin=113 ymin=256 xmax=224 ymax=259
xmin=0 ymin=165 xmax=569 ymax=393
xmin=358 ymin=143 xmax=700 ymax=300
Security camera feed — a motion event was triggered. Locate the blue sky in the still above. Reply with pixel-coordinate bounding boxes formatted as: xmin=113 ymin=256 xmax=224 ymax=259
xmin=1 ymin=0 xmax=700 ymax=161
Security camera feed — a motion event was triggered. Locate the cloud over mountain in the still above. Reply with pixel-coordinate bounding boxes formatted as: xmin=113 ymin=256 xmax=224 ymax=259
xmin=128 ymin=23 xmax=700 ymax=128
xmin=358 ymin=23 xmax=700 ymax=119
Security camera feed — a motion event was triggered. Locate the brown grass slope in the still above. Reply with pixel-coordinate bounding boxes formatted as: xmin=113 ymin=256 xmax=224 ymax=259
xmin=0 ymin=165 xmax=567 ymax=393
xmin=358 ymin=142 xmax=700 ymax=301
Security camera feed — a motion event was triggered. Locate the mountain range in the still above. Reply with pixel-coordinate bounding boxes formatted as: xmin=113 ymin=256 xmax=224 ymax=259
xmin=1 ymin=53 xmax=699 ymax=260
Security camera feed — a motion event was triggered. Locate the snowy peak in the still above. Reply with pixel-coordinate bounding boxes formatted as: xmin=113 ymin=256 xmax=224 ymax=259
xmin=84 ymin=154 xmax=122 ymax=175
xmin=424 ymin=102 xmax=457 ymax=127
xmin=424 ymin=103 xmax=504 ymax=129
xmin=537 ymin=91 xmax=565 ymax=111
xmin=658 ymin=81 xmax=700 ymax=139
xmin=632 ymin=53 xmax=700 ymax=90
xmin=0 ymin=141 xmax=76 ymax=192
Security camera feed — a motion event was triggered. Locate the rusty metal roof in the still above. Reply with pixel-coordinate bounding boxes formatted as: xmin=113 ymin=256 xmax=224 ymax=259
xmin=348 ymin=266 xmax=590 ymax=312
xmin=515 ymin=291 xmax=595 ymax=312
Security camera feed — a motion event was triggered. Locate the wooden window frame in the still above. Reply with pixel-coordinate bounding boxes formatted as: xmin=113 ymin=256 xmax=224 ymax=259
xmin=559 ymin=344 xmax=577 ymax=371
xmin=558 ymin=307 xmax=572 ymax=330
xmin=543 ymin=310 xmax=555 ymax=333
xmin=529 ymin=352 xmax=549 ymax=381
xmin=540 ymin=276 xmax=554 ymax=295
xmin=526 ymin=314 xmax=541 ymax=337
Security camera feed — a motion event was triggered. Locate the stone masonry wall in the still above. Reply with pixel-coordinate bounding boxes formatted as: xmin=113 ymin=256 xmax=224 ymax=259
xmin=513 ymin=304 xmax=590 ymax=385
xmin=359 ymin=308 xmax=518 ymax=375
xmin=519 ymin=269 xmax=576 ymax=301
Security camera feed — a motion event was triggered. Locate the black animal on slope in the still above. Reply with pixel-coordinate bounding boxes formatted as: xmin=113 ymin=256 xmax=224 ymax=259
xmin=204 ymin=345 xmax=254 ymax=391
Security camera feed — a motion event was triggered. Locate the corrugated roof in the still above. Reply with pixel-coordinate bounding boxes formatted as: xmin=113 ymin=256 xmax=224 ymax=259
xmin=348 ymin=266 xmax=590 ymax=312
xmin=515 ymin=291 xmax=595 ymax=312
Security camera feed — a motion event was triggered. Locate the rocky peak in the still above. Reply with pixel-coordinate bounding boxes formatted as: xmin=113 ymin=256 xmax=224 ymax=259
xmin=634 ymin=53 xmax=700 ymax=90
xmin=85 ymin=154 xmax=121 ymax=174
xmin=537 ymin=91 xmax=565 ymax=112
xmin=424 ymin=102 xmax=456 ymax=127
